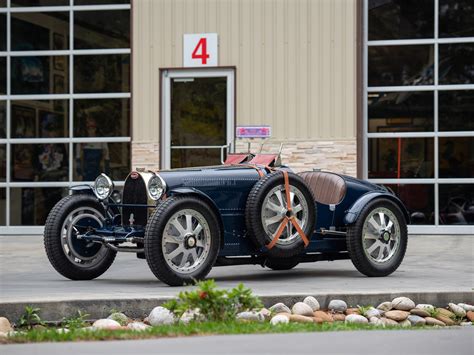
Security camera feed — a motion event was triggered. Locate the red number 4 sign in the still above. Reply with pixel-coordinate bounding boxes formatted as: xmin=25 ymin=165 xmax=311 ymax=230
xmin=184 ymin=33 xmax=218 ymax=67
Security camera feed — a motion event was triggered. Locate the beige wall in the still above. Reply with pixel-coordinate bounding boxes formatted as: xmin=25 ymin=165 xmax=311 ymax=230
xmin=132 ymin=0 xmax=358 ymax=145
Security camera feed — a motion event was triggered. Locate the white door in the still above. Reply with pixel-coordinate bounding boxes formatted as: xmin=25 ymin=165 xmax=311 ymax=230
xmin=161 ymin=68 xmax=235 ymax=169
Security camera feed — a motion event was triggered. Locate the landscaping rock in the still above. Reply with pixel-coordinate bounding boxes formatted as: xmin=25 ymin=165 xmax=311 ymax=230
xmin=332 ymin=313 xmax=346 ymax=322
xmin=460 ymin=322 xmax=472 ymax=327
xmin=56 ymin=328 xmax=70 ymax=334
xmin=380 ymin=317 xmax=398 ymax=326
xmin=127 ymin=322 xmax=150 ymax=331
xmin=384 ymin=310 xmax=409 ymax=321
xmin=435 ymin=314 xmax=455 ymax=326
xmin=107 ymin=312 xmax=129 ymax=326
xmin=269 ymin=303 xmax=291 ymax=315
xmin=236 ymin=311 xmax=265 ymax=322
xmin=410 ymin=308 xmax=431 ymax=317
xmin=437 ymin=308 xmax=455 ymax=318
xmin=313 ymin=311 xmax=333 ymax=323
xmin=270 ymin=314 xmax=289 ymax=325
xmin=365 ymin=308 xmax=381 ymax=319
xmin=408 ymin=315 xmax=426 ymax=326
xmin=0 ymin=317 xmax=13 ymax=333
xmin=259 ymin=308 xmax=272 ymax=321
xmin=391 ymin=297 xmax=415 ymax=311
xmin=345 ymin=308 xmax=360 ymax=315
xmin=303 ymin=296 xmax=320 ymax=311
xmin=345 ymin=314 xmax=368 ymax=324
xmin=415 ymin=304 xmax=435 ymax=313
xmin=328 ymin=300 xmax=347 ymax=313
xmin=369 ymin=317 xmax=382 ymax=325
xmin=0 ymin=332 xmax=7 ymax=341
xmin=448 ymin=303 xmax=466 ymax=318
xmin=399 ymin=319 xmax=411 ymax=327
xmin=467 ymin=311 xmax=474 ymax=322
xmin=292 ymin=302 xmax=314 ymax=316
xmin=148 ymin=306 xmax=175 ymax=326
xmin=425 ymin=317 xmax=445 ymax=326
xmin=289 ymin=314 xmax=314 ymax=323
xmin=458 ymin=303 xmax=474 ymax=312
xmin=377 ymin=302 xmax=392 ymax=312
xmin=92 ymin=319 xmax=122 ymax=330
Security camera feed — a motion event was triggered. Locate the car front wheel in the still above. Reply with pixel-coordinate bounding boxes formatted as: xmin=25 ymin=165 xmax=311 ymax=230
xmin=346 ymin=198 xmax=408 ymax=277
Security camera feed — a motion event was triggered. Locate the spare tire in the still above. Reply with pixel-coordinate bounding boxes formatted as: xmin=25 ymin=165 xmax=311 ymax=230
xmin=245 ymin=171 xmax=316 ymax=258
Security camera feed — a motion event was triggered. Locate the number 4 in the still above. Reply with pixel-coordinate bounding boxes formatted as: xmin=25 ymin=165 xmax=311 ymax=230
xmin=192 ymin=38 xmax=210 ymax=65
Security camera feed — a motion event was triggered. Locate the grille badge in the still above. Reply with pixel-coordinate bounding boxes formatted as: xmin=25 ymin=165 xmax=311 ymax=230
xmin=130 ymin=172 xmax=139 ymax=179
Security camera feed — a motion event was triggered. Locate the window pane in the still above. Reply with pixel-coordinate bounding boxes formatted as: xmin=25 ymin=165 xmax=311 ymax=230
xmin=439 ymin=90 xmax=474 ymax=131
xmin=368 ymin=0 xmax=434 ymax=40
xmin=74 ymin=142 xmax=129 ymax=181
xmin=0 ymin=188 xmax=5 ymax=225
xmin=10 ymin=187 xmax=67 ymax=226
xmin=12 ymin=12 xmax=69 ymax=51
xmin=11 ymin=56 xmax=69 ymax=95
xmin=368 ymin=91 xmax=434 ymax=133
xmin=368 ymin=45 xmax=434 ymax=87
xmin=11 ymin=144 xmax=69 ymax=182
xmin=385 ymin=184 xmax=434 ymax=225
xmin=74 ymin=54 xmax=130 ymax=93
xmin=0 ymin=1 xmax=5 ymax=6
xmin=0 ymin=14 xmax=6 ymax=51
xmin=439 ymin=0 xmax=474 ymax=38
xmin=11 ymin=0 xmax=68 ymax=6
xmin=74 ymin=98 xmax=130 ymax=137
xmin=75 ymin=0 xmax=129 ymax=4
xmin=74 ymin=10 xmax=130 ymax=49
xmin=439 ymin=137 xmax=474 ymax=178
xmin=0 ymin=144 xmax=5 ymax=181
xmin=0 ymin=57 xmax=5 ymax=95
xmin=11 ymin=101 xmax=69 ymax=138
xmin=171 ymin=148 xmax=222 ymax=169
xmin=0 ymin=101 xmax=5 ymax=138
xmin=368 ymin=138 xmax=434 ymax=178
xmin=439 ymin=184 xmax=474 ymax=225
xmin=439 ymin=43 xmax=474 ymax=85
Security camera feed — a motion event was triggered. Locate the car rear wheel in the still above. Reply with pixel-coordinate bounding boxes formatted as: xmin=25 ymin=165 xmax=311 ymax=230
xmin=245 ymin=172 xmax=316 ymax=258
xmin=144 ymin=196 xmax=220 ymax=286
xmin=43 ymin=194 xmax=117 ymax=280
xmin=346 ymin=198 xmax=407 ymax=277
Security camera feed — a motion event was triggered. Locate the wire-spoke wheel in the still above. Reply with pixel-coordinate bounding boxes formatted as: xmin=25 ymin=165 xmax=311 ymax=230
xmin=347 ymin=198 xmax=407 ymax=277
xmin=145 ymin=196 xmax=220 ymax=286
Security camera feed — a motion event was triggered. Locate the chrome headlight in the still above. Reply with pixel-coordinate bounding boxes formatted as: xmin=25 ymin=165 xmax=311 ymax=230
xmin=147 ymin=174 xmax=166 ymax=200
xmin=93 ymin=173 xmax=114 ymax=200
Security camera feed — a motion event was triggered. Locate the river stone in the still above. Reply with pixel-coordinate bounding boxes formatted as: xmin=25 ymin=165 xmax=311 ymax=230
xmin=425 ymin=317 xmax=445 ymax=326
xmin=377 ymin=302 xmax=392 ymax=312
xmin=127 ymin=322 xmax=150 ymax=331
xmin=0 ymin=317 xmax=13 ymax=333
xmin=270 ymin=314 xmax=289 ymax=325
xmin=380 ymin=317 xmax=398 ymax=326
xmin=0 ymin=332 xmax=7 ymax=341
xmin=391 ymin=297 xmax=415 ymax=311
xmin=365 ymin=308 xmax=381 ymax=319
xmin=313 ymin=311 xmax=333 ymax=323
xmin=458 ymin=303 xmax=474 ymax=312
xmin=384 ymin=310 xmax=409 ymax=321
xmin=180 ymin=309 xmax=204 ymax=324
xmin=435 ymin=314 xmax=455 ymax=326
xmin=289 ymin=314 xmax=314 ymax=323
xmin=399 ymin=319 xmax=411 ymax=327
xmin=259 ymin=308 xmax=272 ymax=321
xmin=448 ymin=303 xmax=466 ymax=318
xmin=416 ymin=304 xmax=435 ymax=313
xmin=460 ymin=322 xmax=472 ymax=326
xmin=329 ymin=300 xmax=347 ymax=313
xmin=269 ymin=303 xmax=291 ymax=314
xmin=436 ymin=308 xmax=455 ymax=318
xmin=236 ymin=311 xmax=265 ymax=322
xmin=107 ymin=312 xmax=129 ymax=326
xmin=467 ymin=311 xmax=474 ymax=322
xmin=369 ymin=317 xmax=382 ymax=325
xmin=345 ymin=308 xmax=360 ymax=315
xmin=56 ymin=328 xmax=70 ymax=334
xmin=148 ymin=306 xmax=175 ymax=326
xmin=410 ymin=308 xmax=431 ymax=317
xmin=332 ymin=313 xmax=346 ymax=322
xmin=408 ymin=315 xmax=426 ymax=326
xmin=92 ymin=319 xmax=122 ymax=330
xmin=292 ymin=302 xmax=314 ymax=316
xmin=345 ymin=314 xmax=368 ymax=324
xmin=303 ymin=296 xmax=320 ymax=311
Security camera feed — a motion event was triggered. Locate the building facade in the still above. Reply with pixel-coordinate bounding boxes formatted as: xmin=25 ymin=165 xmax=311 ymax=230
xmin=0 ymin=0 xmax=472 ymax=234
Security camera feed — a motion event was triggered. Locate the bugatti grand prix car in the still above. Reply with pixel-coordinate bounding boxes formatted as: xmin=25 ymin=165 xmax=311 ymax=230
xmin=44 ymin=152 xmax=409 ymax=286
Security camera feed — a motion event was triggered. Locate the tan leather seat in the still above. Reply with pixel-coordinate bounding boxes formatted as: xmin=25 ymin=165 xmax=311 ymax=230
xmin=299 ymin=171 xmax=346 ymax=205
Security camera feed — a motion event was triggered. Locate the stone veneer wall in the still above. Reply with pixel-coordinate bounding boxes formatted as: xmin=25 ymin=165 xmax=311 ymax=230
xmin=132 ymin=139 xmax=357 ymax=177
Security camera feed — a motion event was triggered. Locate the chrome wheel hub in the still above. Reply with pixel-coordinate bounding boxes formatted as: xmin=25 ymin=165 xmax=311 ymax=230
xmin=362 ymin=207 xmax=400 ymax=264
xmin=261 ymin=185 xmax=309 ymax=245
xmin=162 ymin=209 xmax=211 ymax=274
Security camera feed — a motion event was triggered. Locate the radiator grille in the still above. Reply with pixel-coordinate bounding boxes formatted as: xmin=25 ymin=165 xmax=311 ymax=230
xmin=122 ymin=174 xmax=148 ymax=226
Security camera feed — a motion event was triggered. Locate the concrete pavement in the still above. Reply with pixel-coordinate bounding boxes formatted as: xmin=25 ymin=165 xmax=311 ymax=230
xmin=0 ymin=234 xmax=473 ymax=320
xmin=2 ymin=328 xmax=473 ymax=355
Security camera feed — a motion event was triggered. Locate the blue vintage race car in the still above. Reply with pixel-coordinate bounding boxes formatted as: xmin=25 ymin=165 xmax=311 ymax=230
xmin=44 ymin=153 xmax=409 ymax=286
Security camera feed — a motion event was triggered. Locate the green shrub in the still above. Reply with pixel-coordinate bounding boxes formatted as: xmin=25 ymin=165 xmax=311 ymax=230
xmin=19 ymin=306 xmax=44 ymax=329
xmin=62 ymin=310 xmax=90 ymax=329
